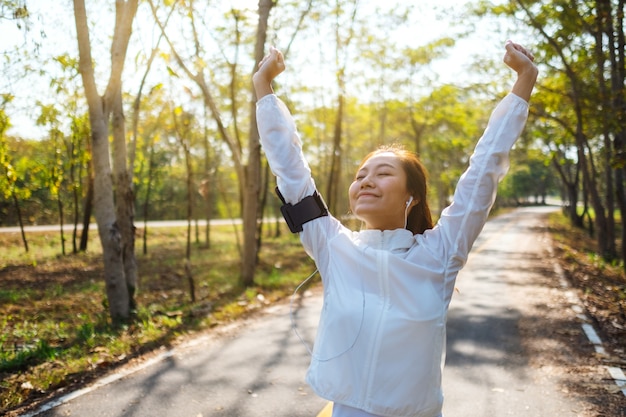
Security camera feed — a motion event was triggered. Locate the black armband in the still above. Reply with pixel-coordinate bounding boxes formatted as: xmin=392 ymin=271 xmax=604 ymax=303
xmin=275 ymin=187 xmax=329 ymax=233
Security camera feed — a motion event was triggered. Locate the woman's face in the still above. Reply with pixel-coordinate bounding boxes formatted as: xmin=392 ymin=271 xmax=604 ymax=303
xmin=349 ymin=152 xmax=413 ymax=231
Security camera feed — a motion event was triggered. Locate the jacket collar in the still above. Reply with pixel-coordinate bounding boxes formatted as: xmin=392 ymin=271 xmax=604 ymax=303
xmin=354 ymin=228 xmax=415 ymax=252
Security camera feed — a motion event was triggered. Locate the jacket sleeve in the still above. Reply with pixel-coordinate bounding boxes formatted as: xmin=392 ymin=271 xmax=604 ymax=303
xmin=431 ymin=93 xmax=529 ymax=274
xmin=256 ymin=94 xmax=317 ymax=203
xmin=256 ymin=94 xmax=340 ymax=270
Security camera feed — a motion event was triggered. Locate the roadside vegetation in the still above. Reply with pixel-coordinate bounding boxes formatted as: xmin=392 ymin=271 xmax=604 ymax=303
xmin=548 ymin=210 xmax=626 ymax=361
xmin=0 ymin=222 xmax=315 ymax=413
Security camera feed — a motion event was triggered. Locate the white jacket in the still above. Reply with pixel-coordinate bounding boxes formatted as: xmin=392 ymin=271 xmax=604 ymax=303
xmin=256 ymin=93 xmax=529 ymax=417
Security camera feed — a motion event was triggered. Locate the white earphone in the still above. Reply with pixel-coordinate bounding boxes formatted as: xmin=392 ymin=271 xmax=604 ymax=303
xmin=406 ymin=196 xmax=414 ymax=207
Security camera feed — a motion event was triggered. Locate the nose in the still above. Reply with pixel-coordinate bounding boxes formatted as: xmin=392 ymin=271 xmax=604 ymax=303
xmin=360 ymin=174 xmax=374 ymax=188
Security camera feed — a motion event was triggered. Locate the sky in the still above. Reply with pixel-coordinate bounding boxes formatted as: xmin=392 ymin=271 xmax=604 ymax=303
xmin=0 ymin=0 xmax=515 ymax=140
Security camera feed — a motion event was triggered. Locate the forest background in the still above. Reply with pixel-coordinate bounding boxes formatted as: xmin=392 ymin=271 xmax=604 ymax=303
xmin=0 ymin=0 xmax=625 ymax=414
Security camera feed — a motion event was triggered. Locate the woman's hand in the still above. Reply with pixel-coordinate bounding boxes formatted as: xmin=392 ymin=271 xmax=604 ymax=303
xmin=253 ymin=46 xmax=285 ymax=99
xmin=505 ymin=40 xmax=538 ymax=102
xmin=504 ymin=40 xmax=535 ymax=73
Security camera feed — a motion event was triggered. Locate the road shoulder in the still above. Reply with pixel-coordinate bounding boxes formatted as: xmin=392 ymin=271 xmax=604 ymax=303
xmin=517 ymin=236 xmax=625 ymax=416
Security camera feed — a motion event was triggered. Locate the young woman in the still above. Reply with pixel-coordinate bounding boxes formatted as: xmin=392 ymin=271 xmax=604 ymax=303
xmin=253 ymin=42 xmax=537 ymax=417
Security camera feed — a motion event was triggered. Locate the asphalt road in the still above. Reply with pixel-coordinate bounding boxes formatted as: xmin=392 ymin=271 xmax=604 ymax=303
xmin=27 ymin=206 xmax=587 ymax=417
xmin=441 ymin=206 xmax=581 ymax=415
xmin=0 ymin=219 xmax=242 ymax=234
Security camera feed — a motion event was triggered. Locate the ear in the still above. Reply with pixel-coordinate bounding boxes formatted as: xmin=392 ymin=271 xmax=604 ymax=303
xmin=406 ymin=195 xmax=419 ymax=209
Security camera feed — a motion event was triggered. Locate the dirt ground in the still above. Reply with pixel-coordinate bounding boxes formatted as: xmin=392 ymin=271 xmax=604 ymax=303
xmin=520 ymin=239 xmax=626 ymax=417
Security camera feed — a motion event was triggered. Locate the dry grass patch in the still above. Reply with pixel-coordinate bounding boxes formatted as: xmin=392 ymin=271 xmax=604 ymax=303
xmin=0 ymin=223 xmax=315 ymax=414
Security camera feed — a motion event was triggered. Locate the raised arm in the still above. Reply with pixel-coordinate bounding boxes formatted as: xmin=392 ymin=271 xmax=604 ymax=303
xmin=432 ymin=42 xmax=537 ymax=296
xmin=254 ymin=47 xmax=316 ymax=204
xmin=254 ymin=47 xmax=336 ymax=262
xmin=253 ymin=46 xmax=285 ymax=100
xmin=504 ymin=40 xmax=538 ymax=102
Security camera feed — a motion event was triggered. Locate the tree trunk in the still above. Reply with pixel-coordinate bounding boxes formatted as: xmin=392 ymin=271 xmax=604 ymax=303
xmin=70 ymin=145 xmax=80 ymax=254
xmin=112 ymin=90 xmax=138 ymax=312
xmin=73 ymin=0 xmax=138 ymax=323
xmin=604 ymin=0 xmax=626 ymax=266
xmin=184 ymin=150 xmax=196 ymax=302
xmin=326 ymin=92 xmax=344 ymax=213
xmin=57 ymin=198 xmax=66 ymax=256
xmin=12 ymin=191 xmax=28 ymax=253
xmin=79 ymin=167 xmax=93 ymax=252
xmin=240 ymin=0 xmax=274 ymax=287
xmin=72 ymin=182 xmax=79 ymax=254
xmin=616 ymin=0 xmax=626 ymax=268
xmin=142 ymin=144 xmax=156 ymax=255
xmin=257 ymin=162 xmax=271 ymax=245
xmin=88 ymin=105 xmax=129 ymax=322
xmin=550 ymin=153 xmax=583 ymax=227
xmin=594 ymin=0 xmax=617 ymax=259
xmin=174 ymin=107 xmax=197 ymax=302
xmin=577 ymin=131 xmax=608 ymax=253
xmin=201 ymin=109 xmax=214 ymax=249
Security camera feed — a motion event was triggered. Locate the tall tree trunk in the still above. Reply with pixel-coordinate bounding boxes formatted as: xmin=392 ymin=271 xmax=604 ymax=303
xmin=594 ymin=0 xmax=617 ymax=259
xmin=240 ymin=0 xmax=274 ymax=286
xmin=73 ymin=0 xmax=138 ymax=323
xmin=611 ymin=0 xmax=626 ymax=270
xmin=85 ymin=102 xmax=129 ymax=322
xmin=604 ymin=0 xmax=626 ymax=266
xmin=112 ymin=89 xmax=137 ymax=312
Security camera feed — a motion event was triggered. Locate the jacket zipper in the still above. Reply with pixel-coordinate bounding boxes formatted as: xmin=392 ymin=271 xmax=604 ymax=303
xmin=362 ymin=234 xmax=390 ymax=405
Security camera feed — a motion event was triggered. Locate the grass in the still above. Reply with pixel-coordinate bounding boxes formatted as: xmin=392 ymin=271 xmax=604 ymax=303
xmin=0 ymin=222 xmax=316 ymax=413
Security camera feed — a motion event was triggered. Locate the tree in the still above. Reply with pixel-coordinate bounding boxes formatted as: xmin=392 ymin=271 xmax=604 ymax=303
xmin=499 ymin=148 xmax=558 ymax=205
xmin=596 ymin=0 xmax=626 ymax=262
xmin=480 ymin=0 xmax=625 ymax=262
xmin=68 ymin=112 xmax=92 ymax=253
xmin=0 ymin=97 xmax=29 ymax=252
xmin=134 ymin=101 xmax=164 ymax=254
xmin=72 ymin=0 xmax=139 ymax=323
xmin=148 ymin=0 xmax=278 ymax=287
xmin=170 ymin=104 xmax=198 ymax=302
xmin=325 ymin=0 xmax=359 ymax=213
xmin=36 ymin=103 xmax=68 ymax=254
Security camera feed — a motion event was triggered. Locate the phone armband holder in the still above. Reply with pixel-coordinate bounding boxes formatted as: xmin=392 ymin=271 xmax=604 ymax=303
xmin=275 ymin=187 xmax=329 ymax=233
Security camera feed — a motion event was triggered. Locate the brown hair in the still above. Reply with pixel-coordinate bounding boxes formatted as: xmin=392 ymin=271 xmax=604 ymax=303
xmin=359 ymin=145 xmax=434 ymax=235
